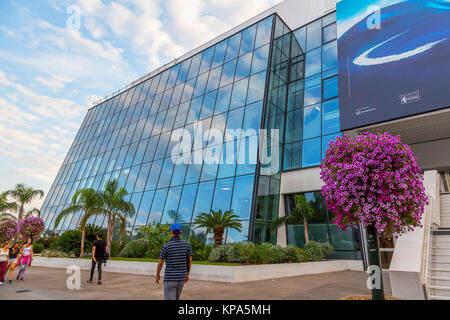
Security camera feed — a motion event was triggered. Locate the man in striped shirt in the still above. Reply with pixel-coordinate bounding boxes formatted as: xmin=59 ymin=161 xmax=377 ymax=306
xmin=156 ymin=223 xmax=192 ymax=300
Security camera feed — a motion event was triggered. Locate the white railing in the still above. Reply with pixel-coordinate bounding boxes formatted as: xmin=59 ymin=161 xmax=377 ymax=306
xmin=421 ymin=195 xmax=434 ymax=299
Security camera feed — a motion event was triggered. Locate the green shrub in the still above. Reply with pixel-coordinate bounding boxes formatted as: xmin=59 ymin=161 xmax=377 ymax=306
xmin=41 ymin=249 xmax=76 ymax=258
xmin=32 ymin=242 xmax=45 ymax=254
xmin=208 ymin=244 xmax=238 ymax=262
xmin=279 ymin=245 xmax=301 ymax=263
xmin=296 ymin=248 xmax=310 ymax=262
xmin=139 ymin=223 xmax=171 ymax=259
xmin=189 ymin=232 xmax=213 ymax=261
xmin=257 ymin=243 xmax=283 ymax=264
xmin=55 ymin=230 xmax=89 ymax=256
xmin=234 ymin=242 xmax=258 ymax=264
xmin=304 ymin=241 xmax=334 ymax=261
xmin=120 ymin=240 xmax=149 ymax=258
xmin=111 ymin=239 xmax=128 ymax=257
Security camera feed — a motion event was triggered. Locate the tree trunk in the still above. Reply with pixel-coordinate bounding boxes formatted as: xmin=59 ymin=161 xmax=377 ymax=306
xmin=366 ymin=224 xmax=385 ymax=300
xmin=304 ymin=219 xmax=310 ymax=244
xmin=19 ymin=204 xmax=24 ymax=220
xmin=213 ymin=227 xmax=225 ymax=246
xmin=107 ymin=214 xmax=113 ymax=254
xmin=80 ymin=226 xmax=86 ymax=258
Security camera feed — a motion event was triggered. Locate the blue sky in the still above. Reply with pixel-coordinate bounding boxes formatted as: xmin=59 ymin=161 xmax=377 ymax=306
xmin=0 ymin=0 xmax=282 ymax=210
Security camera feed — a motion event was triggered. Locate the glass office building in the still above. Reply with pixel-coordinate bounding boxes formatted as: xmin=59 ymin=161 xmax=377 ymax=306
xmin=40 ymin=4 xmax=362 ymax=259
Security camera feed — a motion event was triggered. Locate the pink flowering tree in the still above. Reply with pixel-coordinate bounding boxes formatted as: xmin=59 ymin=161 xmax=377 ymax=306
xmin=320 ymin=132 xmax=428 ymax=299
xmin=0 ymin=219 xmax=18 ymax=242
xmin=17 ymin=217 xmax=45 ymax=242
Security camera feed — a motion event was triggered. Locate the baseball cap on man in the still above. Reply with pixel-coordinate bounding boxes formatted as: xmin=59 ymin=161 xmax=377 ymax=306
xmin=170 ymin=223 xmax=182 ymax=234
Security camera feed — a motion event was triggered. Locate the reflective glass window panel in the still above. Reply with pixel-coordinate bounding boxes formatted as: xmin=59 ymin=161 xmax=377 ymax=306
xmin=255 ymin=16 xmax=273 ymax=48
xmin=170 ymin=83 xmax=184 ymax=107
xmin=292 ymin=27 xmax=306 ymax=57
xmin=211 ymin=177 xmax=234 ymax=212
xmin=212 ymin=39 xmax=228 ymax=68
xmin=240 ymin=24 xmax=256 ymax=56
xmin=209 ymin=114 xmax=227 ymax=145
xmin=174 ymin=101 xmax=190 ymax=129
xmin=132 ymin=138 xmax=148 ymax=166
xmin=184 ymin=162 xmax=202 ymax=185
xmin=159 ymin=88 xmax=173 ymax=112
xmin=188 ymin=53 xmax=202 ymax=80
xmin=302 ymin=137 xmax=321 ymax=167
xmin=251 ymin=44 xmax=269 ymax=74
xmin=247 ymin=71 xmax=267 ymax=104
xmin=134 ymin=162 xmax=151 ymax=193
xmin=141 ymin=116 xmax=155 ymax=140
xmin=323 ymin=67 xmax=338 ymax=79
xmin=201 ymin=146 xmax=221 ymax=182
xmin=167 ymin=64 xmax=181 ymax=89
xmin=170 ymin=157 xmax=188 ymax=187
xmin=150 ymin=93 xmax=163 ymax=115
xmin=154 ymin=132 xmax=171 ymax=160
xmin=303 ymin=104 xmax=321 ymax=139
xmin=125 ymin=165 xmax=140 ymax=192
xmin=177 ymin=184 xmax=198 ymax=223
xmin=200 ymin=90 xmax=217 ymax=120
xmin=306 ymin=19 xmax=322 ymax=51
xmin=305 ymin=47 xmax=321 ymax=77
xmin=152 ymin=110 xmax=167 ymax=136
xmin=123 ymin=142 xmax=138 ymax=168
xmin=134 ymin=190 xmax=154 ymax=226
xmin=285 ymin=109 xmax=302 ymax=144
xmin=323 ymin=23 xmax=337 ymax=43
xmin=323 ymin=76 xmax=338 ymax=100
xmin=283 ymin=141 xmax=301 ymax=170
xmin=181 ymin=78 xmax=196 ymax=102
xmin=145 ymin=159 xmax=163 ymax=191
xmin=322 ymin=98 xmax=340 ymax=135
xmin=186 ymin=96 xmax=203 ymax=124
xmin=192 ymin=181 xmax=215 ymax=219
xmin=118 ymin=168 xmax=130 ymax=188
xmin=231 ymin=174 xmax=254 ymax=219
xmin=148 ymin=188 xmax=168 ymax=223
xmin=220 ymin=59 xmax=237 ymax=87
xmin=322 ymin=133 xmax=341 ymax=159
xmin=242 ymin=101 xmax=262 ymax=134
xmin=132 ymin=119 xmax=145 ymax=143
xmin=226 ymin=107 xmax=245 ymax=132
xmin=304 ymin=78 xmax=322 ymax=107
xmin=163 ymin=107 xmax=177 ymax=132
xmin=177 ymin=59 xmax=191 ymax=85
xmin=229 ymin=78 xmax=249 ymax=110
xmin=115 ymin=145 xmax=129 ymax=171
xmin=143 ymin=135 xmax=159 ymax=163
xmin=235 ymin=52 xmax=252 ymax=81
xmin=322 ymin=12 xmax=336 ymax=27
xmin=161 ymin=186 xmax=182 ymax=224
xmin=225 ymin=32 xmax=242 ymax=62
xmin=214 ymin=85 xmax=232 ymax=115
xmin=157 ymin=69 xmax=170 ymax=93
xmin=287 ymin=80 xmax=304 ymax=111
xmin=206 ymin=65 xmax=222 ymax=93
xmin=322 ymin=41 xmax=337 ymax=71
xmin=236 ymin=136 xmax=257 ymax=176
xmin=199 ymin=46 xmax=215 ymax=74
xmin=193 ymin=72 xmax=208 ymax=98
xmin=290 ymin=55 xmax=305 ymax=82
xmin=226 ymin=220 xmax=249 ymax=243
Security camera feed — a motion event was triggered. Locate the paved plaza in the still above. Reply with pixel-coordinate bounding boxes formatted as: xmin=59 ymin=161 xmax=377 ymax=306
xmin=0 ymin=266 xmax=391 ymax=300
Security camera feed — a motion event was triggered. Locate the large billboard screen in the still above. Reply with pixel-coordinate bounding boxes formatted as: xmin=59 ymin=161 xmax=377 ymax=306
xmin=337 ymin=0 xmax=450 ymax=131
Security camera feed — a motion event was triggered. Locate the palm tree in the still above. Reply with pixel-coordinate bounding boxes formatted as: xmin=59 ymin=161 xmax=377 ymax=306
xmin=3 ymin=184 xmax=44 ymax=220
xmin=271 ymin=194 xmax=314 ymax=244
xmin=193 ymin=209 xmax=242 ymax=246
xmin=98 ymin=180 xmax=135 ymax=254
xmin=53 ymin=189 xmax=103 ymax=257
xmin=0 ymin=193 xmax=17 ymax=221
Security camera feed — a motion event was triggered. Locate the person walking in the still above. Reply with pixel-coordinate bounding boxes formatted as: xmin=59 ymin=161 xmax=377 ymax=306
xmin=156 ymin=223 xmax=192 ymax=300
xmin=5 ymin=242 xmax=20 ymax=284
xmin=0 ymin=242 xmax=10 ymax=285
xmin=17 ymin=239 xmax=33 ymax=281
xmin=87 ymin=234 xmax=107 ymax=285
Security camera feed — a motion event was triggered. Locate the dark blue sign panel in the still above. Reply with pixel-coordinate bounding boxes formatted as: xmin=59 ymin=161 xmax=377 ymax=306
xmin=337 ymin=0 xmax=450 ymax=131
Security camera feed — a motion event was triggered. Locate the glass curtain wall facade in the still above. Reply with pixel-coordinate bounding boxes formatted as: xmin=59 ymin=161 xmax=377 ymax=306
xmin=40 ymin=15 xmax=275 ymax=244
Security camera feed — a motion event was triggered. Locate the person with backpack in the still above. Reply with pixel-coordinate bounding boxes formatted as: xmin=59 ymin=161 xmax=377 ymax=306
xmin=87 ymin=234 xmax=107 ymax=285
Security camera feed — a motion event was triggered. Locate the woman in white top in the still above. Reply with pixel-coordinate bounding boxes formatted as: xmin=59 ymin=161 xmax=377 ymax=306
xmin=0 ymin=241 xmax=9 ymax=285
xmin=17 ymin=238 xmax=33 ymax=281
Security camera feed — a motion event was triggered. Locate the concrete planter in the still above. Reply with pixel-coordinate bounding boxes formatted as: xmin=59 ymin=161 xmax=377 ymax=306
xmin=33 ymin=257 xmax=363 ymax=283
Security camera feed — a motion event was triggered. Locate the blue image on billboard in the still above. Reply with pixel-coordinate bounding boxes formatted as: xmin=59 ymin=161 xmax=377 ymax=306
xmin=337 ymin=0 xmax=450 ymax=131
